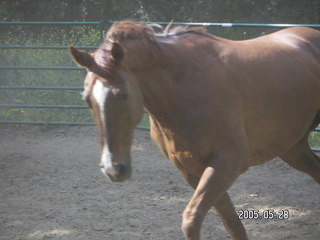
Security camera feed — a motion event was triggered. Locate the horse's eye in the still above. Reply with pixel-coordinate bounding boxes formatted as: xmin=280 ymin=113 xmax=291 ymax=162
xmin=117 ymin=93 xmax=128 ymax=100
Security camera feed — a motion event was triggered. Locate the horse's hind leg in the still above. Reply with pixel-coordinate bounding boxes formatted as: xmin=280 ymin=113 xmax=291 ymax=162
xmin=280 ymin=137 xmax=320 ymax=184
xmin=183 ymin=173 xmax=248 ymax=240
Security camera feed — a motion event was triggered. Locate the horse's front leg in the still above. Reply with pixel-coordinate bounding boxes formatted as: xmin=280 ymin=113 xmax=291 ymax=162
xmin=181 ymin=154 xmax=243 ymax=240
xmin=183 ymin=173 xmax=248 ymax=240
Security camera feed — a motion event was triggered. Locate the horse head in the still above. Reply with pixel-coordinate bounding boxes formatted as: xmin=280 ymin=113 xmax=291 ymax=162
xmin=69 ymin=42 xmax=144 ymax=182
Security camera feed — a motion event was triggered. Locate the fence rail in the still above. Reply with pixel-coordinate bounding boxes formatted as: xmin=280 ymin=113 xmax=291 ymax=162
xmin=3 ymin=20 xmax=320 ymax=28
xmin=0 ymin=66 xmax=84 ymax=70
xmin=114 ymin=21 xmax=320 ymax=28
xmin=0 ymin=104 xmax=87 ymax=109
xmin=0 ymin=21 xmax=101 ymax=25
xmin=1 ymin=20 xmax=320 ymax=149
xmin=0 ymin=86 xmax=83 ymax=90
xmin=0 ymin=45 xmax=97 ymax=50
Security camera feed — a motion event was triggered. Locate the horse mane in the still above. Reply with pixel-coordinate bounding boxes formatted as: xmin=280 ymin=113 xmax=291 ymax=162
xmin=107 ymin=20 xmax=157 ymax=42
xmin=106 ymin=20 xmax=212 ymax=44
xmin=161 ymin=25 xmax=208 ymax=37
xmin=101 ymin=21 xmax=215 ymax=66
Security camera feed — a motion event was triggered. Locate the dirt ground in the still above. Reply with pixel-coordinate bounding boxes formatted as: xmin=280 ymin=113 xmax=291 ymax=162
xmin=0 ymin=125 xmax=319 ymax=240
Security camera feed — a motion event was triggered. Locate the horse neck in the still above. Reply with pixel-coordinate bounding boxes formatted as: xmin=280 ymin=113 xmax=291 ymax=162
xmin=133 ymin=66 xmax=175 ymax=121
xmin=123 ymin=34 xmax=222 ymax=125
xmin=124 ymin=42 xmax=178 ymax=121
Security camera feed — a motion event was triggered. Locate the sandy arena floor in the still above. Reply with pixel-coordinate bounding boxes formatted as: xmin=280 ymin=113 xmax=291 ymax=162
xmin=0 ymin=126 xmax=319 ymax=240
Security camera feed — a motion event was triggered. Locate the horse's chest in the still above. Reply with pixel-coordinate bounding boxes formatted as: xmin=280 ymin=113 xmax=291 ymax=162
xmin=151 ymin=127 xmax=207 ymax=175
xmin=168 ymin=150 xmax=205 ymax=175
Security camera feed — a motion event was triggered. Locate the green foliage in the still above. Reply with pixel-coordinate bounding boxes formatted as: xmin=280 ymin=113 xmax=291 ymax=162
xmin=1 ymin=0 xmax=319 ymax=23
xmin=308 ymin=132 xmax=320 ymax=150
xmin=0 ymin=25 xmax=96 ymax=123
xmin=0 ymin=24 xmax=150 ymax=127
xmin=1 ymin=0 xmax=320 ymax=144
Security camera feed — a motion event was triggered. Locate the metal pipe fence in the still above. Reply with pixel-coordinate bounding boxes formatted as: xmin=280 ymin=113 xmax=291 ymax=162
xmin=1 ymin=20 xmax=320 ymax=145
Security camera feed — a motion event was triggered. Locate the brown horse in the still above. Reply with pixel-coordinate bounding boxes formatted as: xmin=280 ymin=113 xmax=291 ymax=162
xmin=69 ymin=21 xmax=320 ymax=240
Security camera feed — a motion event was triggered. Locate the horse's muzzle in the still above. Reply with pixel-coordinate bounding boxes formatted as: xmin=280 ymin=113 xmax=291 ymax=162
xmin=100 ymin=163 xmax=131 ymax=182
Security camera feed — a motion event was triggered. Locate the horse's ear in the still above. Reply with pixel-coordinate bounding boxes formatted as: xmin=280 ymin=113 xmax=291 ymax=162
xmin=110 ymin=42 xmax=124 ymax=64
xmin=69 ymin=46 xmax=95 ymax=69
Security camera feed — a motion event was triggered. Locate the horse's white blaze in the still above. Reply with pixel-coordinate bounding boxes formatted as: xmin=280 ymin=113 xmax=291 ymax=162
xmin=92 ymin=80 xmax=109 ymax=124
xmin=101 ymin=144 xmax=117 ymax=176
xmin=92 ymin=80 xmax=115 ymax=175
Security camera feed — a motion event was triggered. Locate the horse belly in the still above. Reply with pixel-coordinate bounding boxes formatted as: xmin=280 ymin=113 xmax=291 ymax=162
xmin=238 ymin=48 xmax=320 ymax=165
xmin=246 ymin=87 xmax=319 ymax=165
